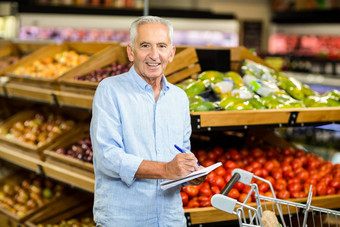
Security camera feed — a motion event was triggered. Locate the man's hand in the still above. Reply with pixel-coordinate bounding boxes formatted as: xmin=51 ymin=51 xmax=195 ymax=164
xmin=188 ymin=166 xmax=206 ymax=185
xmin=165 ymin=153 xmax=199 ymax=179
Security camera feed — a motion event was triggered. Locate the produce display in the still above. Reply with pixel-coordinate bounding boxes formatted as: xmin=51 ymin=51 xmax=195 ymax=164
xmin=10 ymin=50 xmax=89 ymax=79
xmin=0 ymin=172 xmax=64 ymax=218
xmin=37 ymin=217 xmax=95 ymax=227
xmin=181 ymin=146 xmax=340 ymax=208
xmin=74 ymin=62 xmax=131 ymax=82
xmin=0 ymin=112 xmax=75 ymax=147
xmin=55 ymin=135 xmax=93 ymax=163
xmin=178 ymin=59 xmax=340 ymax=111
xmin=0 ymin=55 xmax=19 ymax=72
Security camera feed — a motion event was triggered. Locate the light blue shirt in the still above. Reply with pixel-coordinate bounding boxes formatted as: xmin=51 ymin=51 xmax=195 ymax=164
xmin=90 ymin=66 xmax=192 ymax=227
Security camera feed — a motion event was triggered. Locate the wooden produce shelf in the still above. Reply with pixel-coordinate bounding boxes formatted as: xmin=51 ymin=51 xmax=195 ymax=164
xmin=191 ymin=107 xmax=340 ymax=131
xmin=185 ymin=194 xmax=340 ymax=225
xmin=54 ymin=90 xmax=93 ymax=109
xmin=0 ymin=142 xmax=43 ymax=173
xmin=41 ymin=161 xmax=94 ymax=193
xmin=4 ymin=81 xmax=55 ymax=104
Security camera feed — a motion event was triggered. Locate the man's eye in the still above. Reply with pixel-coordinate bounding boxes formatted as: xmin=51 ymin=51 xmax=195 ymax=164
xmin=141 ymin=44 xmax=149 ymax=48
xmin=159 ymin=44 xmax=167 ymax=48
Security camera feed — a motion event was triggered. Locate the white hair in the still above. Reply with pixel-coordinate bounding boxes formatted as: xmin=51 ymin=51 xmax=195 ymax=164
xmin=129 ymin=16 xmax=173 ymax=50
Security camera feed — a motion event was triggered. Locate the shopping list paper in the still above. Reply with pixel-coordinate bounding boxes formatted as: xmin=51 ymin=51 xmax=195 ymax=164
xmin=160 ymin=162 xmax=222 ymax=190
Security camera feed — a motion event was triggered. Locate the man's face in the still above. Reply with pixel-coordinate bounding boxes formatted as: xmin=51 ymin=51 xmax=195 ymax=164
xmin=127 ymin=23 xmax=176 ymax=83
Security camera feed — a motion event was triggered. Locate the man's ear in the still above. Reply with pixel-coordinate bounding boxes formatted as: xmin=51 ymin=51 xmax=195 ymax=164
xmin=127 ymin=43 xmax=134 ymax=62
xmin=168 ymin=46 xmax=176 ymax=63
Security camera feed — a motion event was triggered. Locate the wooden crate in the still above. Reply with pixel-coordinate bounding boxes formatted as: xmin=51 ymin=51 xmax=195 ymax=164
xmin=0 ymin=109 xmax=78 ymax=154
xmin=228 ymin=46 xmax=276 ymax=73
xmin=0 ymin=41 xmax=49 ymax=76
xmin=25 ymin=200 xmax=94 ymax=227
xmin=4 ymin=41 xmax=117 ymax=82
xmin=0 ymin=172 xmax=69 ymax=223
xmin=164 ymin=46 xmax=201 ymax=84
xmin=43 ymin=124 xmax=93 ymax=173
xmin=25 ymin=192 xmax=93 ymax=227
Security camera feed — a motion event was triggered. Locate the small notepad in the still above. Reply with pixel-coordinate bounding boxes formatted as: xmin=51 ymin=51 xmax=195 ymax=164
xmin=160 ymin=162 xmax=222 ymax=190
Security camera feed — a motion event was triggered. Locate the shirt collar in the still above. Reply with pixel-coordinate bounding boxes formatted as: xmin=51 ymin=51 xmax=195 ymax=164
xmin=129 ymin=65 xmax=170 ymax=93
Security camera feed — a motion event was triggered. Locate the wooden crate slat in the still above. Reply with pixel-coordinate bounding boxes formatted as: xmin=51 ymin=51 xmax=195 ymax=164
xmin=296 ymin=107 xmax=340 ymax=123
xmin=164 ymin=47 xmax=199 ymax=76
xmin=58 ymin=44 xmax=127 ymax=90
xmin=166 ymin=64 xmax=201 ymax=84
xmin=194 ymin=109 xmax=291 ymax=127
xmin=5 ymin=82 xmax=54 ymax=103
xmin=0 ymin=142 xmax=42 ymax=172
xmin=54 ymin=90 xmax=93 ymax=109
xmin=42 ymin=161 xmax=95 ymax=192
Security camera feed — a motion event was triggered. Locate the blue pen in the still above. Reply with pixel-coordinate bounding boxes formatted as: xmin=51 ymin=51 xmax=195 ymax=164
xmin=174 ymin=145 xmax=200 ymax=166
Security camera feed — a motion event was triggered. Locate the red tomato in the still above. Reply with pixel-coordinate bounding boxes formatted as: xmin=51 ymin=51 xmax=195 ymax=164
xmin=224 ymin=172 xmax=232 ymax=184
xmin=242 ymin=185 xmax=252 ymax=194
xmin=257 ymin=157 xmax=267 ymax=165
xmin=327 ymin=186 xmax=336 ymax=195
xmin=217 ymin=155 xmax=227 ymax=164
xmin=199 ymin=186 xmax=212 ymax=197
xmin=180 ymin=192 xmax=189 ymax=206
xmin=291 ymin=159 xmax=303 ymax=170
xmin=229 ymin=148 xmax=242 ymax=161
xmin=262 ymin=169 xmax=269 ymax=178
xmin=271 ymin=169 xmax=283 ymax=180
xmin=200 ymin=200 xmax=211 ymax=207
xmin=198 ymin=155 xmax=208 ymax=164
xmin=295 ymin=149 xmax=305 ymax=158
xmin=284 ymin=170 xmax=295 ymax=179
xmin=227 ymin=188 xmax=240 ymax=199
xmin=212 ymin=146 xmax=224 ymax=158
xmin=264 ymin=191 xmax=274 ymax=198
xmin=316 ymin=183 xmax=327 ymax=196
xmin=187 ymin=199 xmax=199 ymax=208
xmin=215 ymin=166 xmax=227 ymax=177
xmin=251 ymin=161 xmax=262 ymax=170
xmin=283 ymin=155 xmax=294 ymax=164
xmin=303 ymin=184 xmax=316 ymax=196
xmin=265 ymin=176 xmax=275 ymax=186
xmin=283 ymin=147 xmax=295 ymax=156
xmin=288 ymin=182 xmax=302 ymax=193
xmin=183 ymin=185 xmax=199 ymax=198
xmin=239 ymin=148 xmax=249 ymax=157
xmin=238 ymin=193 xmax=252 ymax=203
xmin=264 ymin=161 xmax=275 ymax=172
xmin=253 ymin=168 xmax=263 ymax=177
xmin=320 ymin=175 xmax=333 ymax=185
xmin=297 ymin=169 xmax=309 ymax=182
xmin=277 ymin=190 xmax=290 ymax=199
xmin=274 ymin=179 xmax=287 ymax=191
xmin=223 ymin=160 xmax=237 ymax=170
xmin=281 ymin=162 xmax=292 ymax=172
xmin=207 ymin=171 xmax=217 ymax=185
xmin=330 ymin=178 xmax=340 ymax=189
xmin=203 ymin=159 xmax=215 ymax=167
xmin=211 ymin=186 xmax=221 ymax=195
xmin=234 ymin=181 xmax=245 ymax=191
xmin=265 ymin=148 xmax=277 ymax=159
xmin=251 ymin=148 xmax=264 ymax=158
xmin=244 ymin=166 xmax=254 ymax=173
xmin=258 ymin=182 xmax=269 ymax=193
xmin=197 ymin=150 xmax=207 ymax=157
xmin=305 ymin=178 xmax=317 ymax=186
xmin=208 ymin=152 xmax=217 ymax=161
xmin=212 ymin=175 xmax=226 ymax=189
xmin=197 ymin=195 xmax=210 ymax=203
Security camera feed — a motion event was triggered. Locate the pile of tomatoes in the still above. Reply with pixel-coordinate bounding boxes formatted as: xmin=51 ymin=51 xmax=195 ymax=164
xmin=181 ymin=146 xmax=340 ymax=209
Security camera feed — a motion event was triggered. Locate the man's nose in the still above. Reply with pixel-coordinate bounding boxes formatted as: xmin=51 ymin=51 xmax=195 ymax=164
xmin=149 ymin=46 xmax=159 ymax=59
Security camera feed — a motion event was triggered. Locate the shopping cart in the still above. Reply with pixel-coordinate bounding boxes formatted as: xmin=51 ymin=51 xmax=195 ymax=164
xmin=211 ymin=168 xmax=340 ymax=227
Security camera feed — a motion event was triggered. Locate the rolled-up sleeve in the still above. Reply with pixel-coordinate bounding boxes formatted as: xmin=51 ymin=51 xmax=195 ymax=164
xmin=91 ymin=83 xmax=143 ymax=186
